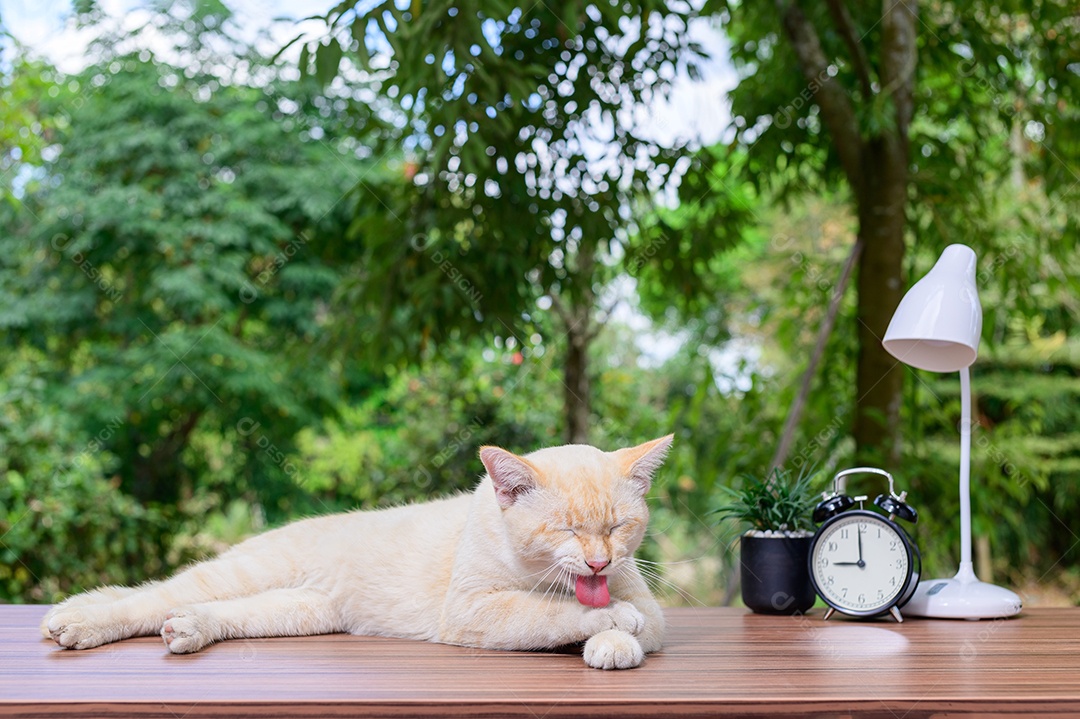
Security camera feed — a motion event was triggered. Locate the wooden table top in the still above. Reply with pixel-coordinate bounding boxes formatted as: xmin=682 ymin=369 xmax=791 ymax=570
xmin=3 ymin=604 xmax=1079 ymax=718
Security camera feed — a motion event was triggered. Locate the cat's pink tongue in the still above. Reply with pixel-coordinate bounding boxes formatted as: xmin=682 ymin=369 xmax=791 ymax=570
xmin=575 ymin=574 xmax=610 ymax=607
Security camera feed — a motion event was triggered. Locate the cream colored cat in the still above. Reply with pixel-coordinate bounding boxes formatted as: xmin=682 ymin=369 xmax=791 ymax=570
xmin=42 ymin=435 xmax=672 ymax=669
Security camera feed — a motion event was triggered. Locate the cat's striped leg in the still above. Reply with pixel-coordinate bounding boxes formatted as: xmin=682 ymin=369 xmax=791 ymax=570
xmin=47 ymin=550 xmax=291 ymax=650
xmin=609 ymin=567 xmax=665 ymax=653
xmin=40 ymin=584 xmax=147 ymax=639
xmin=161 ymin=587 xmax=340 ymax=654
xmin=439 ymin=587 xmax=645 ymax=653
xmin=45 ymin=581 xmax=176 ymax=650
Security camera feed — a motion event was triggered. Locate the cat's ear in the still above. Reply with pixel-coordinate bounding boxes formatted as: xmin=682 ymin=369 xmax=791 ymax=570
xmin=614 ymin=434 xmax=674 ymax=495
xmin=480 ymin=446 xmax=540 ymax=509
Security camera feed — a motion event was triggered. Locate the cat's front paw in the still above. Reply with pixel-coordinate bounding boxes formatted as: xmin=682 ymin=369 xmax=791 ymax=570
xmin=584 ymin=600 xmax=645 ymax=636
xmin=161 ymin=609 xmax=214 ymax=654
xmin=46 ymin=608 xmax=114 ymax=650
xmin=583 ymin=629 xmax=644 ymax=669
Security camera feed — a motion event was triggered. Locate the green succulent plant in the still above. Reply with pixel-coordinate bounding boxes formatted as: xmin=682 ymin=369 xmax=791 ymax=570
xmin=714 ymin=465 xmax=820 ymax=533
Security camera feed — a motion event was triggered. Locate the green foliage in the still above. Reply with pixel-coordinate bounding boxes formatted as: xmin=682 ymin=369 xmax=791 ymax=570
xmin=0 ymin=2 xmax=1076 ymax=611
xmin=293 ymin=0 xmax=737 ymax=368
xmin=0 ymin=349 xmax=168 ymax=602
xmin=291 ymin=342 xmax=562 ymax=508
xmin=714 ymin=466 xmax=820 ymax=534
xmin=713 ymin=0 xmax=1078 ymax=210
xmin=0 ymin=53 xmax=368 ymax=513
xmin=662 ymin=182 xmax=1079 ymax=596
xmin=0 ymin=46 xmax=379 ymax=600
xmin=707 ymin=0 xmax=1079 ymax=464
xmin=0 ymin=56 xmax=61 ymax=206
xmin=739 ymin=191 xmax=1080 ymax=589
xmin=674 ymin=1 xmax=1079 ymax=595
xmin=633 ymin=149 xmax=761 ymax=331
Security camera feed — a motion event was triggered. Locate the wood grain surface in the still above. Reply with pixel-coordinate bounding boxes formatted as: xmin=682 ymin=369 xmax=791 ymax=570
xmin=3 ymin=604 xmax=1079 ymax=718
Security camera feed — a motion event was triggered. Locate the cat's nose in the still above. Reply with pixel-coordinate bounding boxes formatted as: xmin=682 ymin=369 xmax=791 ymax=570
xmin=586 ymin=559 xmax=610 ymax=574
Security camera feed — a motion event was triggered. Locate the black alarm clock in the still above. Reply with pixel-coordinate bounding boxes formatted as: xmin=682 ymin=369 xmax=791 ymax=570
xmin=808 ymin=467 xmax=921 ymax=623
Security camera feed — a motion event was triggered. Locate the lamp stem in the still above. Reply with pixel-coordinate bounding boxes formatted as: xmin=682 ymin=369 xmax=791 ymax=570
xmin=959 ymin=366 xmax=973 ymax=568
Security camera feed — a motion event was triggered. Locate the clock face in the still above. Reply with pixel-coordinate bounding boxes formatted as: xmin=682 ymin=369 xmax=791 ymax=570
xmin=810 ymin=512 xmax=912 ymax=615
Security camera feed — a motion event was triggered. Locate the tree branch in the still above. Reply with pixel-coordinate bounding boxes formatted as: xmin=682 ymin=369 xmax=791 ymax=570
xmin=879 ymin=0 xmax=918 ymax=137
xmin=770 ymin=238 xmax=864 ymax=472
xmin=824 ymin=0 xmax=874 ymax=99
xmin=776 ymin=0 xmax=865 ymax=191
xmin=585 ymin=297 xmax=623 ymax=343
xmin=547 ymin=290 xmax=572 ymax=327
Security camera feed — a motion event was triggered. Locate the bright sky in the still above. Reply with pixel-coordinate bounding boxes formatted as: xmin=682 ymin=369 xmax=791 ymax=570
xmin=0 ymin=0 xmax=733 ymax=147
xmin=0 ymin=0 xmax=334 ymax=79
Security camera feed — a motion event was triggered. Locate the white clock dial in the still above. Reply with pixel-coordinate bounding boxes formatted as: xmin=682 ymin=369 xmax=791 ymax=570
xmin=811 ymin=513 xmax=910 ymax=613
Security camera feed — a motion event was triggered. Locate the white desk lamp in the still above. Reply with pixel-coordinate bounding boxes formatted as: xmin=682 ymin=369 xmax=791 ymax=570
xmin=882 ymin=244 xmax=1022 ymax=619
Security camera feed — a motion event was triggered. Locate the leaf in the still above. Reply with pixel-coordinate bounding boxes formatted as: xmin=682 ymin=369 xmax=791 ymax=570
xmin=352 ymin=17 xmax=371 ymax=68
xmin=315 ymin=39 xmax=343 ymax=88
xmin=298 ymin=43 xmax=311 ymax=78
xmin=429 ymin=132 xmax=454 ymax=170
xmin=713 ymin=466 xmax=821 ymax=533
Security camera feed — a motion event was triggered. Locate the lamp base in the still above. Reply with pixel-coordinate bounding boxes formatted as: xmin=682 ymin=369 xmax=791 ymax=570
xmin=903 ymin=563 xmax=1022 ymax=620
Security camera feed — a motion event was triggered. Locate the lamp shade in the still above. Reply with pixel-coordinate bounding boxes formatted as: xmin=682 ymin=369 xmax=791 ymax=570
xmin=883 ymin=244 xmax=982 ymax=372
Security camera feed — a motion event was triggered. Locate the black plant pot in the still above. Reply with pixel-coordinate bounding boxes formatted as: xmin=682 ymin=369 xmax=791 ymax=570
xmin=740 ymin=534 xmax=816 ymax=615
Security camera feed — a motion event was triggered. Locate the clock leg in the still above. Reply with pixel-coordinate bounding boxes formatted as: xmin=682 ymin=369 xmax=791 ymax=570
xmin=889 ymin=606 xmax=904 ymax=623
xmin=823 ymin=607 xmax=836 ymax=621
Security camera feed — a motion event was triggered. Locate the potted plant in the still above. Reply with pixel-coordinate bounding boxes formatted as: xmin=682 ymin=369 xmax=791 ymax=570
xmin=715 ymin=466 xmax=820 ymax=615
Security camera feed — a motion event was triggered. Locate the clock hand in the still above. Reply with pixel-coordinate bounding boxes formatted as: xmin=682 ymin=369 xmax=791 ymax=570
xmin=833 ymin=528 xmax=867 ymax=568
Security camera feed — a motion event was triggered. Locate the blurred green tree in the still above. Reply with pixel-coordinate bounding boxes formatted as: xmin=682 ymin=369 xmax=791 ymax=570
xmin=0 ymin=54 xmax=368 ymax=513
xmin=711 ymin=0 xmax=1079 ymax=463
xmin=0 ymin=347 xmax=167 ymax=601
xmin=0 ymin=55 xmax=58 ymax=206
xmin=294 ymin=0 xmax=753 ymax=443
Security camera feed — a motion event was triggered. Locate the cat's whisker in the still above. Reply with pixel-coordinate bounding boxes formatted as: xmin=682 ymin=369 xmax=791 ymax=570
xmin=550 ymin=568 xmax=571 ymax=604
xmin=519 ymin=563 xmax=567 ymax=580
xmin=630 ymin=560 xmax=708 ymax=607
xmin=632 ymin=556 xmax=713 ymax=568
xmin=636 ymin=568 xmax=704 ymax=606
xmin=538 ymin=565 xmax=570 ymax=616
xmin=526 ymin=562 xmax=562 ymax=595
xmin=563 ymin=565 xmax=576 ymax=594
xmin=642 ymin=576 xmax=707 ymax=608
xmin=545 ymin=564 xmax=570 ymax=596
xmin=540 ymin=565 xmax=574 ymax=617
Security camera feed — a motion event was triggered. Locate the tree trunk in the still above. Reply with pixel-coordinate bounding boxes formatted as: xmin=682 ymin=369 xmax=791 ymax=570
xmin=775 ymin=0 xmax=917 ymax=466
xmin=775 ymin=0 xmax=916 ymax=466
xmin=563 ymin=322 xmax=591 ymax=444
xmin=853 ymin=137 xmax=908 ymax=466
xmin=129 ymin=410 xmax=203 ymax=504
xmin=552 ymin=240 xmax=599 ymax=446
